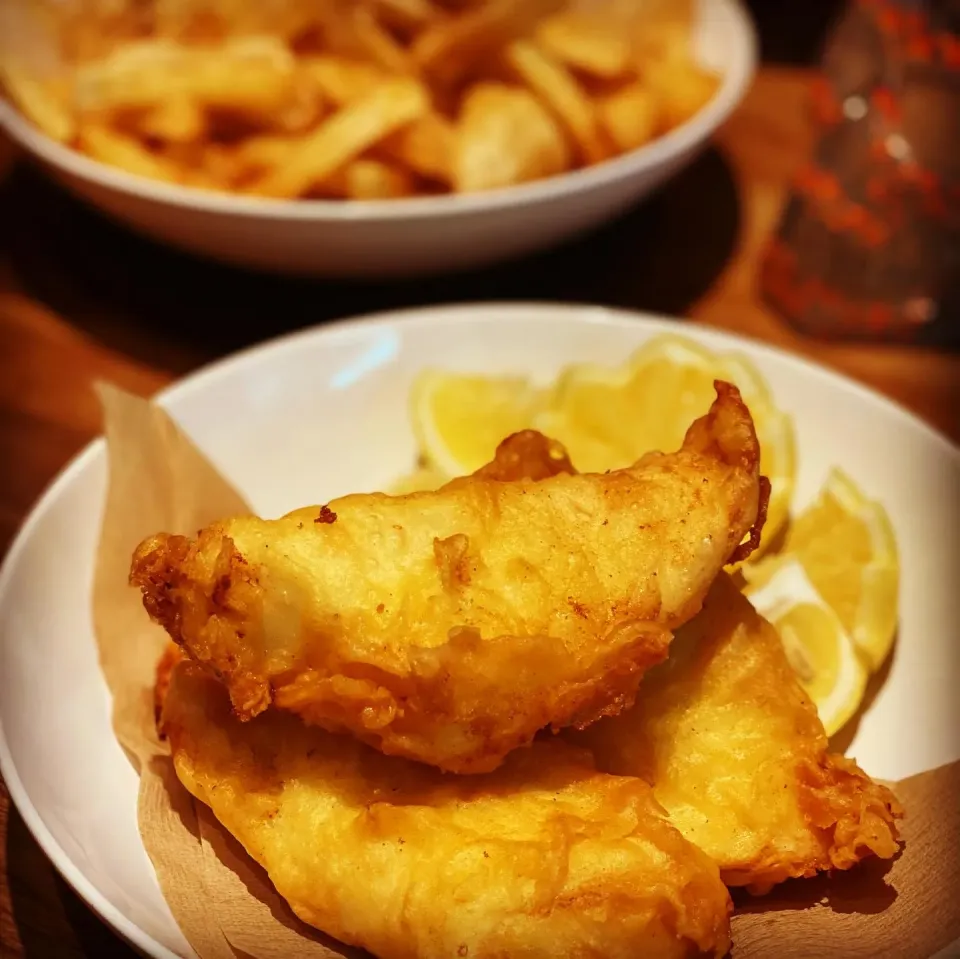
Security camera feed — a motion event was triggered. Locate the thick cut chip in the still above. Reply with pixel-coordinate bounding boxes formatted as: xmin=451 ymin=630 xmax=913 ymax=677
xmin=250 ymin=77 xmax=428 ymax=198
xmin=224 ymin=134 xmax=295 ymax=179
xmin=272 ymin=66 xmax=328 ymax=133
xmin=300 ymin=55 xmax=390 ymax=106
xmin=324 ymin=157 xmax=415 ymax=198
xmin=535 ymin=11 xmax=632 ymax=79
xmin=574 ymin=574 xmax=903 ymax=894
xmin=349 ymin=3 xmax=417 ymax=74
xmin=505 ymin=39 xmax=610 ymax=163
xmin=373 ymin=0 xmax=443 ymax=30
xmin=164 ymin=665 xmax=733 ymax=959
xmin=0 ymin=62 xmax=74 ymax=141
xmin=598 ymin=81 xmax=660 ymax=152
xmin=130 ymin=384 xmax=765 ymax=774
xmin=153 ymin=0 xmax=325 ymax=42
xmin=380 ymin=110 xmax=455 ymax=183
xmin=134 ymin=96 xmax=206 ymax=143
xmin=413 ymin=0 xmax=565 ymax=85
xmin=645 ymin=58 xmax=719 ymax=131
xmin=211 ymin=137 xmax=415 ymax=198
xmin=78 ymin=123 xmax=185 ymax=182
xmin=74 ymin=36 xmax=298 ymax=120
xmin=453 ymin=81 xmax=570 ymax=192
xmin=1 ymin=0 xmax=724 ymax=199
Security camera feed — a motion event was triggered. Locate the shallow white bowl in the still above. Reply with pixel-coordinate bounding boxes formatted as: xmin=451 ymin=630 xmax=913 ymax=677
xmin=2 ymin=303 xmax=958 ymax=958
xmin=0 ymin=0 xmax=755 ymax=277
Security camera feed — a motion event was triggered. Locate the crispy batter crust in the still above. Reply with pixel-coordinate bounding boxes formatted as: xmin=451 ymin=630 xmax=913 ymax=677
xmin=132 ymin=382 xmax=764 ymax=773
xmin=164 ymin=665 xmax=733 ymax=959
xmin=574 ymin=574 xmax=902 ymax=893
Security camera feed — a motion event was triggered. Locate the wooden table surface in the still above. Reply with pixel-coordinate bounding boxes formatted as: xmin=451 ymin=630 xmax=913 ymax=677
xmin=0 ymin=66 xmax=957 ymax=958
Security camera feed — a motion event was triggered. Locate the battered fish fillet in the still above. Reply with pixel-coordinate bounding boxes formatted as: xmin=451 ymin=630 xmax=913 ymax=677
xmin=131 ymin=382 xmax=765 ymax=774
xmin=163 ymin=664 xmax=733 ymax=959
xmin=574 ymin=574 xmax=903 ymax=894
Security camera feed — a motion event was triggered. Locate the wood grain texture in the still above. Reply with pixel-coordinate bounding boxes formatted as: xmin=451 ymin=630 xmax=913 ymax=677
xmin=0 ymin=67 xmax=957 ymax=959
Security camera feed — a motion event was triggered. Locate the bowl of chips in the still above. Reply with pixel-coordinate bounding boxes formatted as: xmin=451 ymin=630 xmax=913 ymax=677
xmin=0 ymin=0 xmax=756 ymax=277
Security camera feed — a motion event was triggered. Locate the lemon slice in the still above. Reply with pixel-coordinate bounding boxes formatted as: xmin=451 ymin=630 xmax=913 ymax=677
xmin=745 ymin=560 xmax=868 ymax=736
xmin=532 ymin=334 xmax=796 ymax=555
xmin=744 ymin=468 xmax=899 ymax=672
xmin=411 ymin=371 xmax=544 ymax=476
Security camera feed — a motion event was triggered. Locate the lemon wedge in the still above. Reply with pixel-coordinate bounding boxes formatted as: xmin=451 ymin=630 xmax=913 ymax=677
xmin=410 ymin=372 xmax=544 ymax=477
xmin=407 ymin=335 xmax=795 ymax=556
xmin=745 ymin=560 xmax=868 ymax=736
xmin=744 ymin=468 xmax=899 ymax=673
xmin=532 ymin=334 xmax=796 ymax=555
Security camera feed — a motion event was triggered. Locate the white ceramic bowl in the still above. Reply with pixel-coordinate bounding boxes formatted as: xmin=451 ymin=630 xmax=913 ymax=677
xmin=1 ymin=303 xmax=958 ymax=958
xmin=0 ymin=0 xmax=756 ymax=277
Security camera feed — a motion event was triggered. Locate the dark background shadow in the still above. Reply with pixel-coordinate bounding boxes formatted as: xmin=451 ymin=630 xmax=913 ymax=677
xmin=732 ymin=853 xmax=899 ymax=919
xmin=1 ymin=146 xmax=738 ymax=374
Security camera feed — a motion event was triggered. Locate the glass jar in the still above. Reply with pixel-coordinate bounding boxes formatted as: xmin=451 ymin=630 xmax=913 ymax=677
xmin=761 ymin=0 xmax=959 ymax=345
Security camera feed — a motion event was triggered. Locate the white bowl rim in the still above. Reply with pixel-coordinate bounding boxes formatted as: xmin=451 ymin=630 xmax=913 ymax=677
xmin=1 ymin=300 xmax=957 ymax=959
xmin=0 ymin=0 xmax=756 ymax=223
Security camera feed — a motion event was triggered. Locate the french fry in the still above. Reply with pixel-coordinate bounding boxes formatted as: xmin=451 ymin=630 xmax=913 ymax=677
xmin=631 ymin=20 xmax=695 ymax=68
xmin=324 ymin=157 xmax=415 ymax=199
xmin=300 ymin=55 xmax=389 ymax=106
xmin=201 ymin=141 xmax=248 ymax=187
xmin=350 ymin=3 xmax=417 ymax=74
xmin=380 ymin=110 xmax=454 ymax=183
xmin=0 ymin=62 xmax=74 ymax=142
xmin=74 ymin=37 xmax=297 ymax=119
xmin=505 ymin=40 xmax=610 ymax=164
xmin=135 ymin=96 xmax=206 ymax=143
xmin=453 ymin=81 xmax=570 ymax=193
xmin=535 ymin=12 xmax=631 ymax=79
xmin=154 ymin=0 xmax=327 ymax=43
xmin=251 ymin=77 xmax=429 ymax=198
xmin=273 ymin=66 xmax=328 ymax=133
xmin=645 ymin=60 xmax=719 ymax=131
xmin=78 ymin=123 xmax=184 ymax=182
xmin=373 ymin=0 xmax=445 ymax=30
xmin=161 ymin=141 xmax=219 ymax=187
xmin=215 ymin=137 xmax=415 ymax=199
xmin=598 ymin=82 xmax=660 ymax=153
xmin=234 ymin=135 xmax=297 ymax=172
xmin=0 ymin=0 xmax=716 ymax=197
xmin=413 ymin=0 xmax=565 ymax=85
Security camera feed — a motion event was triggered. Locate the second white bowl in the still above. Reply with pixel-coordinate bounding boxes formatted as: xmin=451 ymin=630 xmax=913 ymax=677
xmin=0 ymin=0 xmax=756 ymax=277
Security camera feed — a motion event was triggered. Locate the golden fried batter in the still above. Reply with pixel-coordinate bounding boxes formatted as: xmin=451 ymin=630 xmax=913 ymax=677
xmin=471 ymin=428 xmax=576 ymax=481
xmin=131 ymin=382 xmax=764 ymax=774
xmin=574 ymin=574 xmax=903 ymax=893
xmin=164 ymin=665 xmax=733 ymax=959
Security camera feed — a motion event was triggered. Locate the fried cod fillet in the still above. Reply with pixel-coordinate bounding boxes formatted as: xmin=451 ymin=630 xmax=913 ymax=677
xmin=574 ymin=573 xmax=903 ymax=893
xmin=132 ymin=382 xmax=765 ymax=774
xmin=163 ymin=665 xmax=734 ymax=959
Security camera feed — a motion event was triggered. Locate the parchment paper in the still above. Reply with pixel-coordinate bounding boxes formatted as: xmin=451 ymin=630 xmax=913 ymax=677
xmin=93 ymin=385 xmax=960 ymax=959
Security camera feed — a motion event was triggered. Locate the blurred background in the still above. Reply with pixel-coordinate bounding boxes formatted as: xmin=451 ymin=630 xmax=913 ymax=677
xmin=0 ymin=0 xmax=862 ymax=368
xmin=746 ymin=0 xmax=845 ymax=62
